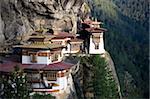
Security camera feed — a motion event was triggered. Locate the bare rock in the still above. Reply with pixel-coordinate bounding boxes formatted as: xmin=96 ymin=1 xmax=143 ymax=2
xmin=0 ymin=0 xmax=85 ymax=47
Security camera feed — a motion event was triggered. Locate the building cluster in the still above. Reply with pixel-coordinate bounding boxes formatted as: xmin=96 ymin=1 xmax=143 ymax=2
xmin=0 ymin=17 xmax=106 ymax=96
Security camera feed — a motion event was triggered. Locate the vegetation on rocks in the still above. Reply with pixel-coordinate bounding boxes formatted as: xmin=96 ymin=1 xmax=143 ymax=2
xmin=91 ymin=0 xmax=149 ymax=98
xmin=32 ymin=93 xmax=54 ymax=99
xmin=80 ymin=55 xmax=119 ymax=99
xmin=0 ymin=65 xmax=29 ymax=99
xmin=92 ymin=55 xmax=119 ymax=99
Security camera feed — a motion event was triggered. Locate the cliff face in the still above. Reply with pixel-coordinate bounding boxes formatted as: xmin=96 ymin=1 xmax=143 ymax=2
xmin=91 ymin=0 xmax=149 ymax=98
xmin=74 ymin=55 xmax=120 ymax=99
xmin=0 ymin=0 xmax=84 ymax=47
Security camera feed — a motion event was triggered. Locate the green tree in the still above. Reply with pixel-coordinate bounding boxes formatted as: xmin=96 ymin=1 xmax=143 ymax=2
xmin=92 ymin=0 xmax=149 ymax=98
xmin=32 ymin=93 xmax=55 ymax=99
xmin=90 ymin=55 xmax=119 ymax=99
xmin=1 ymin=65 xmax=29 ymax=99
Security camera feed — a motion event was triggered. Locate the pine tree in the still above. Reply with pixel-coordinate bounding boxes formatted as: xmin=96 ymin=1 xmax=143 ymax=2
xmin=90 ymin=55 xmax=119 ymax=99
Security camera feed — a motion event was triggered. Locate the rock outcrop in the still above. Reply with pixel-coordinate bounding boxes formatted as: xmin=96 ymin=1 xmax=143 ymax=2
xmin=0 ymin=0 xmax=85 ymax=48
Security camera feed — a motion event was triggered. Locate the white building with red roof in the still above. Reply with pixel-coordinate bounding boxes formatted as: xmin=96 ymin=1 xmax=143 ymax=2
xmin=79 ymin=18 xmax=107 ymax=54
xmin=0 ymin=17 xmax=106 ymax=97
xmin=2 ymin=30 xmax=83 ymax=95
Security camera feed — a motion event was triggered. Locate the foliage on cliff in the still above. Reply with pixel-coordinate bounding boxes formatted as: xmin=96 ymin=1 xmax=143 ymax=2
xmin=91 ymin=0 xmax=149 ymax=98
xmin=0 ymin=65 xmax=29 ymax=98
xmin=32 ymin=93 xmax=54 ymax=99
xmin=81 ymin=55 xmax=119 ymax=98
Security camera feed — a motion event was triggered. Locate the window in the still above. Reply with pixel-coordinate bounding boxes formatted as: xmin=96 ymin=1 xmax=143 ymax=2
xmin=30 ymin=53 xmax=37 ymax=63
xmin=95 ymin=44 xmax=99 ymax=49
xmin=44 ymin=72 xmax=57 ymax=81
xmin=51 ymin=53 xmax=58 ymax=62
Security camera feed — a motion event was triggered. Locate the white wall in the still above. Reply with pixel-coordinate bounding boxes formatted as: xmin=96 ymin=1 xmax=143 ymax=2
xmin=22 ymin=50 xmax=65 ymax=64
xmin=62 ymin=44 xmax=80 ymax=54
xmin=31 ymin=83 xmax=45 ymax=89
xmin=89 ymin=33 xmax=105 ymax=54
xmin=22 ymin=55 xmax=50 ymax=65
xmin=44 ymin=74 xmax=68 ymax=90
xmin=62 ymin=44 xmax=71 ymax=54
xmin=30 ymin=76 xmax=67 ymax=90
xmin=57 ymin=76 xmax=68 ymax=90
xmin=29 ymin=71 xmax=68 ymax=94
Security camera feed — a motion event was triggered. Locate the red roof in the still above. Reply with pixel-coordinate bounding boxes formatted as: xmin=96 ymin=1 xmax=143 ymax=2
xmin=0 ymin=62 xmax=16 ymax=72
xmin=0 ymin=60 xmax=23 ymax=72
xmin=85 ymin=27 xmax=107 ymax=33
xmin=0 ymin=59 xmax=74 ymax=72
xmin=54 ymin=32 xmax=75 ymax=39
xmin=70 ymin=38 xmax=84 ymax=43
xmin=43 ymin=62 xmax=74 ymax=71
xmin=23 ymin=64 xmax=46 ymax=70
